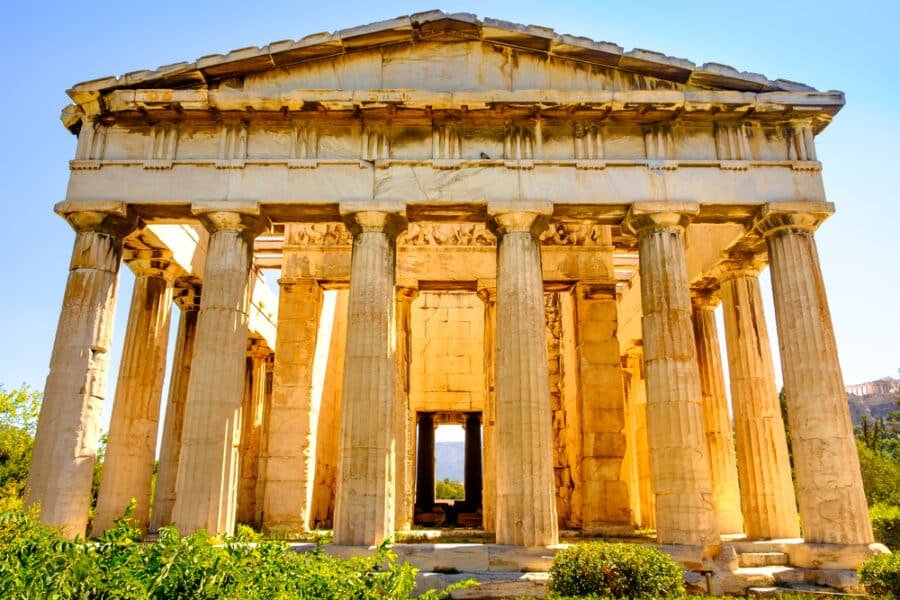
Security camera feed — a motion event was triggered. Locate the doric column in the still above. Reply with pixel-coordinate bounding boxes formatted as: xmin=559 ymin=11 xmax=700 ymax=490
xmin=476 ymin=284 xmax=497 ymax=532
xmin=395 ymin=286 xmax=418 ymax=532
xmin=622 ymin=204 xmax=719 ymax=547
xmin=333 ymin=209 xmax=405 ymax=546
xmin=237 ymin=341 xmax=271 ymax=526
xmin=463 ymin=412 xmax=483 ymax=511
xmin=414 ymin=412 xmax=436 ymax=512
xmin=691 ymin=289 xmax=744 ymax=536
xmin=719 ymin=258 xmax=799 ymax=539
xmin=756 ymin=205 xmax=873 ymax=544
xmin=260 ymin=266 xmax=324 ymax=534
xmin=151 ymin=287 xmax=200 ymax=531
xmin=171 ymin=206 xmax=267 ymax=535
xmin=27 ymin=204 xmax=136 ymax=538
xmin=489 ymin=207 xmax=558 ymax=547
xmin=93 ymin=250 xmax=175 ymax=535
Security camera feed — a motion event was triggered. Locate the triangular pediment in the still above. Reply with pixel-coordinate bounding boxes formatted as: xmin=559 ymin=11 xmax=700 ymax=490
xmin=68 ymin=10 xmax=821 ymax=101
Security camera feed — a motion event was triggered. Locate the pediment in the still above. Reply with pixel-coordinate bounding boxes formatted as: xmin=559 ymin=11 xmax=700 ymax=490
xmin=67 ymin=11 xmax=823 ymax=105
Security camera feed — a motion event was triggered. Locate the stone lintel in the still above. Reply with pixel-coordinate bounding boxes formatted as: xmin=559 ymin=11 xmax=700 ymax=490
xmin=621 ymin=201 xmax=700 ymax=236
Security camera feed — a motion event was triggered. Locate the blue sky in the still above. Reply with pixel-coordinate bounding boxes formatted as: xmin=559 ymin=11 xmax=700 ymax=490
xmin=1 ymin=2 xmax=897 ymax=440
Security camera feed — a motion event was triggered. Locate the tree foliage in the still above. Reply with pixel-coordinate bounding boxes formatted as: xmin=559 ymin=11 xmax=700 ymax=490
xmin=435 ymin=478 xmax=464 ymax=500
xmin=0 ymin=385 xmax=41 ymax=499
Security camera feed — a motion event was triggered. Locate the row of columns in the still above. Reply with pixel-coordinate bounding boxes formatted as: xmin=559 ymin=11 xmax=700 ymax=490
xmin=623 ymin=203 xmax=872 ymax=547
xmin=28 ymin=201 xmax=872 ymax=548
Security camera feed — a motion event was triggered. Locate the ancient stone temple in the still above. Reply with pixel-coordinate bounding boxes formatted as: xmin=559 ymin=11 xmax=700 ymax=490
xmin=29 ymin=12 xmax=876 ymax=569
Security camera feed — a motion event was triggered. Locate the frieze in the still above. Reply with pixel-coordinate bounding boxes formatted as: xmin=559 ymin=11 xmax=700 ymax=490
xmin=540 ymin=223 xmax=611 ymax=246
xmin=400 ymin=223 xmax=495 ymax=246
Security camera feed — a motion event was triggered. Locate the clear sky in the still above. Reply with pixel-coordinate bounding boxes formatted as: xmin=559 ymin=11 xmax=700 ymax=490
xmin=1 ymin=1 xmax=898 ymax=444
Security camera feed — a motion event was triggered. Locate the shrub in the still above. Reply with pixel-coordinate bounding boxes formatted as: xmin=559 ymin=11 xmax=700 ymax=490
xmin=870 ymin=503 xmax=900 ymax=550
xmin=0 ymin=506 xmax=472 ymax=599
xmin=859 ymin=551 xmax=900 ymax=598
xmin=550 ymin=542 xmax=684 ymax=598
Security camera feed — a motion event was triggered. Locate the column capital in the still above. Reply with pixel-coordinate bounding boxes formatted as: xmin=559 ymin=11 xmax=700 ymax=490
xmin=339 ymin=202 xmax=407 ymax=237
xmin=716 ymin=252 xmax=766 ymax=282
xmin=486 ymin=202 xmax=552 ymax=237
xmin=174 ymin=285 xmax=201 ymax=311
xmin=191 ymin=202 xmax=269 ymax=236
xmin=123 ymin=247 xmax=179 ymax=281
xmin=55 ymin=201 xmax=139 ymax=237
xmin=396 ymin=286 xmax=419 ymax=303
xmin=690 ymin=286 xmax=721 ymax=309
xmin=752 ymin=201 xmax=833 ymax=238
xmin=247 ymin=338 xmax=272 ymax=360
xmin=476 ymin=281 xmax=497 ymax=304
xmin=576 ymin=281 xmax=617 ymax=300
xmin=621 ymin=202 xmax=699 ymax=237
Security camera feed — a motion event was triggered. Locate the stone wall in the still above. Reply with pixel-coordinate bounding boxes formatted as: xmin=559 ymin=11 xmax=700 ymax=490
xmin=410 ymin=292 xmax=485 ymax=413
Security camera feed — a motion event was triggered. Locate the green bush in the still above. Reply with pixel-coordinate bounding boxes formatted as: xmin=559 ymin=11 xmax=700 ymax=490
xmin=859 ymin=551 xmax=900 ymax=598
xmin=549 ymin=542 xmax=684 ymax=598
xmin=870 ymin=503 xmax=900 ymax=550
xmin=0 ymin=505 xmax=471 ymax=599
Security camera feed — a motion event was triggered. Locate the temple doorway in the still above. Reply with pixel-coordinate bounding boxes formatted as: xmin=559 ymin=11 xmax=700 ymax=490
xmin=414 ymin=412 xmax=483 ymax=528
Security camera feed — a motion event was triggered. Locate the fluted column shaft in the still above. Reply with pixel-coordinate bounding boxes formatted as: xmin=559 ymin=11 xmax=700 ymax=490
xmin=761 ymin=211 xmax=873 ymax=544
xmin=720 ymin=267 xmax=800 ymax=539
xmin=237 ymin=343 xmax=270 ymax=526
xmin=624 ymin=206 xmax=719 ymax=546
xmin=477 ymin=286 xmax=497 ymax=532
xmin=151 ymin=293 xmax=199 ymax=531
xmin=394 ymin=287 xmax=417 ymax=532
xmin=171 ymin=210 xmax=264 ymax=535
xmin=28 ymin=208 xmax=135 ymax=538
xmin=491 ymin=210 xmax=558 ymax=547
xmin=333 ymin=210 xmax=403 ymax=546
xmin=94 ymin=257 xmax=175 ymax=534
xmin=261 ymin=272 xmax=323 ymax=533
xmin=691 ymin=292 xmax=744 ymax=535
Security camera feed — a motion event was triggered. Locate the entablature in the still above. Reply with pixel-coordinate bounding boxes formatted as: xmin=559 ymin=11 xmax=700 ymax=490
xmin=65 ymin=159 xmax=827 ymax=214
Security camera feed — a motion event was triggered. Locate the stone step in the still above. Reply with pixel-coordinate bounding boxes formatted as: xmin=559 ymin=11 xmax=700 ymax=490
xmin=739 ymin=551 xmax=790 ymax=567
xmin=748 ymin=585 xmax=865 ymax=598
xmin=727 ymin=539 xmax=803 ymax=554
xmin=417 ymin=572 xmax=549 ymax=599
xmin=771 ymin=566 xmax=862 ymax=594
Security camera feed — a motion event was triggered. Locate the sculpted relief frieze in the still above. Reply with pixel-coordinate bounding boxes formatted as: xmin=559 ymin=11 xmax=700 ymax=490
xmin=284 ymin=221 xmax=612 ymax=248
xmin=401 ymin=223 xmax=495 ymax=246
xmin=539 ymin=223 xmax=611 ymax=246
